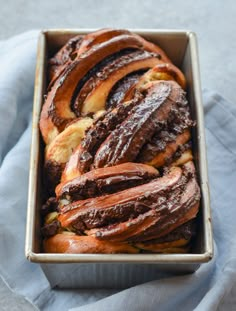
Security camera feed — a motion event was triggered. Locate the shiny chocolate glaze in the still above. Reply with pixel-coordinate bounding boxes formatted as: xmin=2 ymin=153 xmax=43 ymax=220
xmin=85 ymin=162 xmax=200 ymax=242
xmin=74 ymin=96 xmax=141 ymax=174
xmin=48 ymin=35 xmax=84 ymax=84
xmin=74 ymin=50 xmax=157 ymax=113
xmin=106 ymin=70 xmax=144 ymax=109
xmin=57 ymin=163 xmax=159 ymax=202
xmin=58 ymin=166 xmax=184 ymax=233
xmin=94 ymin=81 xmax=186 ymax=168
xmin=71 ymin=48 xmax=139 ymax=115
xmin=49 ymin=35 xmax=84 ymax=66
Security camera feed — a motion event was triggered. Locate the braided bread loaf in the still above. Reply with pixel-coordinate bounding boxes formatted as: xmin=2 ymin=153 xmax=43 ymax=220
xmin=40 ymin=29 xmax=199 ymax=254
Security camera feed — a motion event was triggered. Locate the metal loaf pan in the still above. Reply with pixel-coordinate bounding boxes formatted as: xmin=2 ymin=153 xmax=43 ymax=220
xmin=25 ymin=29 xmax=213 ymax=288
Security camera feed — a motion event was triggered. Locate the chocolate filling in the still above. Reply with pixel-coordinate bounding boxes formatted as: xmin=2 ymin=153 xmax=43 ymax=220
xmin=143 ymin=219 xmax=197 ymax=244
xmin=72 ymin=202 xmax=150 ymax=232
xmin=58 ymin=163 xmax=159 ymax=202
xmin=172 ymin=142 xmax=192 ymax=161
xmin=41 ymin=220 xmax=60 ymax=238
xmin=44 ymin=160 xmax=65 ymax=196
xmin=48 ymin=35 xmax=84 ymax=85
xmin=41 ymin=197 xmax=58 ymax=216
xmin=128 ymin=164 xmax=200 ymax=242
xmin=137 ymin=105 xmax=194 ymax=163
xmin=106 ymin=70 xmax=145 ymax=109
xmin=58 ymin=166 xmax=183 ymax=232
xmin=94 ymin=81 xmax=185 ymax=168
xmin=49 ymin=35 xmax=84 ymax=66
xmin=74 ymin=96 xmax=141 ymax=174
xmin=71 ymin=48 xmax=139 ymax=115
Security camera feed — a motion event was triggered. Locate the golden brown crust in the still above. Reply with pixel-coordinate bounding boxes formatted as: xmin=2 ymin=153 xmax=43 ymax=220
xmin=44 ymin=117 xmax=93 ymax=192
xmin=47 ymin=29 xmax=131 ymax=89
xmin=45 ymin=117 xmax=93 ymax=164
xmin=76 ymin=28 xmax=130 ymax=56
xmin=43 ymin=234 xmax=139 ymax=254
xmin=40 ymin=30 xmax=172 ymax=145
xmin=39 ymin=34 xmax=145 ymax=144
xmin=76 ymin=29 xmax=170 ymax=62
xmin=132 ymin=33 xmax=171 ymax=63
xmin=48 ymin=35 xmax=84 ymax=87
xmin=123 ymin=63 xmax=186 ymax=102
xmin=137 ymin=63 xmax=186 ymax=90
xmin=74 ymin=50 xmax=161 ymax=115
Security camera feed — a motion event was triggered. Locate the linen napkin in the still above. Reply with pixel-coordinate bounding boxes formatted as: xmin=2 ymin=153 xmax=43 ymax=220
xmin=0 ymin=31 xmax=235 ymax=311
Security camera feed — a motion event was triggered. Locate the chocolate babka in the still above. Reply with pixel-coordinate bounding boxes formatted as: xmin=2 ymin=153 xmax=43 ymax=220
xmin=39 ymin=28 xmax=200 ymax=254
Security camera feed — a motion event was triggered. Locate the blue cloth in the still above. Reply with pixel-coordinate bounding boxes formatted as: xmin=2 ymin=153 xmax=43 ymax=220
xmin=0 ymin=31 xmax=235 ymax=311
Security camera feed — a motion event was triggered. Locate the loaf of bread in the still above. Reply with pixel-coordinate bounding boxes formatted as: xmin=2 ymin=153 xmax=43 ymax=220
xmin=39 ymin=28 xmax=200 ymax=254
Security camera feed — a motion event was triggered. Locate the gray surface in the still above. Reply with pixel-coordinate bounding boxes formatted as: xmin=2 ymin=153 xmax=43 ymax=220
xmin=0 ymin=0 xmax=235 ymax=310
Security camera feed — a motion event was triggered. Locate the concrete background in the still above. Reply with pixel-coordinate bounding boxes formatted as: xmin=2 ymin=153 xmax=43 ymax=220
xmin=0 ymin=0 xmax=235 ymax=310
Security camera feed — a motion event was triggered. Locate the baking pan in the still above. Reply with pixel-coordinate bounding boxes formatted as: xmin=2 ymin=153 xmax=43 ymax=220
xmin=25 ymin=29 xmax=213 ymax=288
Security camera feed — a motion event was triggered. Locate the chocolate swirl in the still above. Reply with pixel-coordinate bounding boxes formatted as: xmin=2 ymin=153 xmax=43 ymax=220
xmin=40 ymin=29 xmax=200 ymax=254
